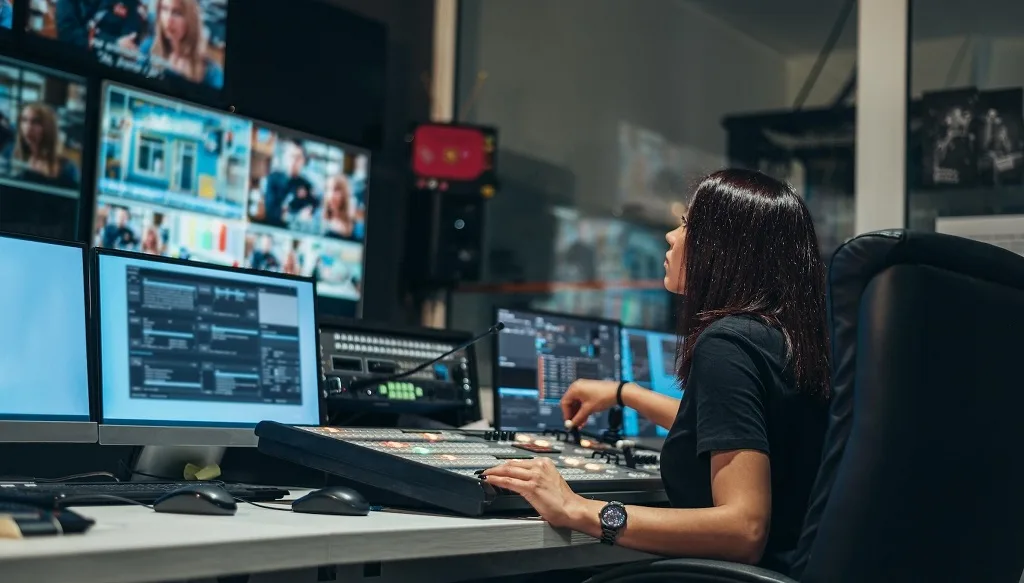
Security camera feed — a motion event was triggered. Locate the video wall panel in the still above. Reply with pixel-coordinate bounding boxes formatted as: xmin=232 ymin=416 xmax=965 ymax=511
xmin=92 ymin=83 xmax=368 ymax=311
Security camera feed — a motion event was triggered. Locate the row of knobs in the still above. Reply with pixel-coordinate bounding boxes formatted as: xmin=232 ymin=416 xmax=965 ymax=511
xmin=482 ymin=430 xmax=517 ymax=441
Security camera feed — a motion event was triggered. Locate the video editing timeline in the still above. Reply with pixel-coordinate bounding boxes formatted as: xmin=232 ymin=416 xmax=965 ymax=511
xmin=254 ymin=422 xmax=667 ymax=516
xmin=126 ymin=265 xmax=303 ymax=404
xmin=320 ymin=321 xmax=476 ymax=410
xmin=495 ymin=309 xmax=621 ymax=432
xmin=621 ymin=328 xmax=682 ymax=438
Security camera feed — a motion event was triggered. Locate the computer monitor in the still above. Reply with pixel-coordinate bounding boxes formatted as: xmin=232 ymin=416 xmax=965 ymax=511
xmin=92 ymin=82 xmax=369 ymax=317
xmin=620 ymin=327 xmax=682 ymax=438
xmin=0 ymin=233 xmax=95 ymax=443
xmin=26 ymin=0 xmax=228 ymax=93
xmin=93 ymin=248 xmax=324 ymax=446
xmin=493 ymin=308 xmax=621 ymax=432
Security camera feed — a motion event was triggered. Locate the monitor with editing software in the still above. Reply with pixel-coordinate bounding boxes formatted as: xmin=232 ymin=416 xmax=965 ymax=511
xmin=93 ymin=82 xmax=369 ymax=316
xmin=93 ymin=248 xmax=324 ymax=446
xmin=0 ymin=233 xmax=95 ymax=442
xmin=621 ymin=327 xmax=682 ymax=438
xmin=494 ymin=308 xmax=621 ymax=432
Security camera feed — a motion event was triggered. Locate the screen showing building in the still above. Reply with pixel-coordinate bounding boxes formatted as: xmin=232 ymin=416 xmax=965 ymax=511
xmin=495 ymin=308 xmax=620 ymax=432
xmin=93 ymin=83 xmax=368 ymax=312
xmin=27 ymin=0 xmax=228 ymax=91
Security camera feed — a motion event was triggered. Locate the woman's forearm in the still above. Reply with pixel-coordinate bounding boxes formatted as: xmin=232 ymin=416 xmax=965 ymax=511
xmin=621 ymin=383 xmax=680 ymax=429
xmin=567 ymin=499 xmax=766 ymax=564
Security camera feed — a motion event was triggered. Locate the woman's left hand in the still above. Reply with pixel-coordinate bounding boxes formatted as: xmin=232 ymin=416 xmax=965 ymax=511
xmin=481 ymin=458 xmax=588 ymax=529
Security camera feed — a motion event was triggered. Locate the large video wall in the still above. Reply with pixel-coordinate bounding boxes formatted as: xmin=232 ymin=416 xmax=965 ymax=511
xmin=0 ymin=0 xmax=373 ymax=316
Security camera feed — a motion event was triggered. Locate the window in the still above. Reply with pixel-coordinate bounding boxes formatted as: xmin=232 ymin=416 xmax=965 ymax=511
xmin=136 ymin=135 xmax=167 ymax=178
xmin=173 ymin=141 xmax=198 ymax=193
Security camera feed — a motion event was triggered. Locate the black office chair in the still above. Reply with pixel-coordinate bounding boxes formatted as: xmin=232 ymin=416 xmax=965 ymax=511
xmin=586 ymin=230 xmax=1024 ymax=583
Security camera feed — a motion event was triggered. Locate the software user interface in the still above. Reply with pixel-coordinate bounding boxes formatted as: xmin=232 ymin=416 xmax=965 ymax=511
xmin=621 ymin=328 xmax=682 ymax=437
xmin=495 ymin=308 xmax=620 ymax=432
xmin=0 ymin=236 xmax=90 ymax=421
xmin=97 ymin=254 xmax=321 ymax=427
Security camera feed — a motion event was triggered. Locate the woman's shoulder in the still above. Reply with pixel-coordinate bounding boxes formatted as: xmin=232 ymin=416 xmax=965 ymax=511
xmin=698 ymin=315 xmax=785 ymax=352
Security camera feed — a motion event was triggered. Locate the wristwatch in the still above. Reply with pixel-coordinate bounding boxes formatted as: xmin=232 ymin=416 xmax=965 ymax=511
xmin=598 ymin=501 xmax=627 ymax=545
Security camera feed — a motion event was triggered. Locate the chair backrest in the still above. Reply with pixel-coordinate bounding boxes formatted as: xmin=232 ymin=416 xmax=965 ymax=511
xmin=792 ymin=230 xmax=1024 ymax=582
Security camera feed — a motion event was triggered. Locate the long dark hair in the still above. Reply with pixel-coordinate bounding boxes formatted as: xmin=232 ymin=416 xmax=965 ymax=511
xmin=677 ymin=169 xmax=831 ymax=398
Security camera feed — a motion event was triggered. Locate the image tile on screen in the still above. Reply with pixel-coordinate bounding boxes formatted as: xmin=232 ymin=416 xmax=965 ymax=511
xmin=0 ymin=57 xmax=87 ymax=201
xmin=495 ymin=308 xmax=620 ymax=432
xmin=0 ymin=237 xmax=90 ymax=421
xmin=620 ymin=328 xmax=681 ymax=438
xmin=98 ymin=254 xmax=321 ymax=427
xmin=27 ymin=0 xmax=228 ymax=91
xmin=93 ymin=83 xmax=369 ymax=310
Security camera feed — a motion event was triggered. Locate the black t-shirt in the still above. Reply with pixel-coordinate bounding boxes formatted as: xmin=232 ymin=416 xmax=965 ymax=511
xmin=659 ymin=315 xmax=828 ymax=575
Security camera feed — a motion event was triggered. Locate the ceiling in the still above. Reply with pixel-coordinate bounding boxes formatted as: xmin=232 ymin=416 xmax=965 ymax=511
xmin=682 ymin=0 xmax=1024 ymax=56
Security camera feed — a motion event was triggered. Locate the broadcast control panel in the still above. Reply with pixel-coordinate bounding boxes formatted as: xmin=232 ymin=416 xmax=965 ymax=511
xmin=319 ymin=318 xmax=479 ymax=414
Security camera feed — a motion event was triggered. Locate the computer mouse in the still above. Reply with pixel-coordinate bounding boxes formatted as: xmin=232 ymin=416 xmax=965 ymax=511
xmin=152 ymin=484 xmax=238 ymax=516
xmin=291 ymin=486 xmax=370 ymax=516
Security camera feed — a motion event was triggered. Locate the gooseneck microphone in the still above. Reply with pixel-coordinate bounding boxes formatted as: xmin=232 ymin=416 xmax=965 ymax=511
xmin=346 ymin=322 xmax=505 ymax=393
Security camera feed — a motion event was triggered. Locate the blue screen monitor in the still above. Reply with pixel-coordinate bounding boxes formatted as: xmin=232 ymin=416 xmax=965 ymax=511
xmin=93 ymin=248 xmax=324 ymax=446
xmin=494 ymin=307 xmax=621 ymax=432
xmin=0 ymin=233 xmax=95 ymax=442
xmin=621 ymin=327 xmax=682 ymax=438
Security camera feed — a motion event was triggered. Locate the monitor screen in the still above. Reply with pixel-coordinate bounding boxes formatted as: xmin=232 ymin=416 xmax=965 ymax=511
xmin=95 ymin=250 xmax=322 ymax=428
xmin=621 ymin=327 xmax=681 ymax=438
xmin=27 ymin=0 xmax=227 ymax=92
xmin=0 ymin=56 xmax=88 ymax=201
xmin=0 ymin=234 xmax=90 ymax=422
xmin=494 ymin=308 xmax=620 ymax=432
xmin=93 ymin=83 xmax=368 ymax=314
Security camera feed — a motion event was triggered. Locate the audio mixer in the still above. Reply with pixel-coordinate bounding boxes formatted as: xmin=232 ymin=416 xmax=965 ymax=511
xmin=255 ymin=421 xmax=667 ymax=516
xmin=319 ymin=317 xmax=479 ymax=416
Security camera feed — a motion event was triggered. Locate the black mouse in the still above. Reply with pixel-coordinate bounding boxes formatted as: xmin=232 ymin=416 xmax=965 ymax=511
xmin=291 ymin=486 xmax=369 ymax=516
xmin=152 ymin=484 xmax=237 ymax=516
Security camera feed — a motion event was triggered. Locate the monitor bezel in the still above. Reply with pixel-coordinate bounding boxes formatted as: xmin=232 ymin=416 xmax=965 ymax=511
xmin=490 ymin=306 xmax=623 ymax=432
xmin=0 ymin=230 xmax=97 ymax=442
xmin=91 ymin=246 xmax=326 ymax=446
xmin=93 ymin=80 xmax=370 ymax=317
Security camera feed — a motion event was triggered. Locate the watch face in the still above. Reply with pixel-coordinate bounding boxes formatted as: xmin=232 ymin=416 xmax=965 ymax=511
xmin=600 ymin=504 xmax=627 ymax=529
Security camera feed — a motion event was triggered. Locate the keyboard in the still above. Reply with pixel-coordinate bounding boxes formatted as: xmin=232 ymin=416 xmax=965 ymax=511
xmin=0 ymin=501 xmax=94 ymax=535
xmin=0 ymin=481 xmax=288 ymax=507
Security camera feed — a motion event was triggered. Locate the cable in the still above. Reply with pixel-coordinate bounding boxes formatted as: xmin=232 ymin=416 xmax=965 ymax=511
xmin=54 ymin=495 xmax=153 ymax=510
xmin=792 ymin=0 xmax=857 ymax=110
xmin=237 ymin=498 xmax=292 ymax=512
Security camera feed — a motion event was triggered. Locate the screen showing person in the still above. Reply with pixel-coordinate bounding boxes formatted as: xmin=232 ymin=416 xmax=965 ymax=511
xmin=95 ymin=82 xmax=369 ymax=310
xmin=27 ymin=0 xmax=227 ymax=91
xmin=246 ymin=124 xmax=368 ymax=242
xmin=0 ymin=57 xmax=87 ymax=200
xmin=494 ymin=308 xmax=621 ymax=432
xmin=95 ymin=251 xmax=321 ymax=427
xmin=0 ymin=234 xmax=90 ymax=421
xmin=620 ymin=327 xmax=681 ymax=438
xmin=0 ymin=0 xmax=11 ymax=29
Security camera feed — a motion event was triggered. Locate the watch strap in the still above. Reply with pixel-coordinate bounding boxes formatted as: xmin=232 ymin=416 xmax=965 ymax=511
xmin=616 ymin=381 xmax=627 ymax=408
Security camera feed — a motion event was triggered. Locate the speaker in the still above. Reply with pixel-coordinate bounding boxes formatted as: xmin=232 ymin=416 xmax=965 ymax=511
xmin=404 ymin=191 xmax=486 ymax=286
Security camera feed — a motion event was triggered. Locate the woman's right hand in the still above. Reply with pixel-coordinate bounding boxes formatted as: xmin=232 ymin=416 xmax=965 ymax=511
xmin=560 ymin=379 xmax=620 ymax=428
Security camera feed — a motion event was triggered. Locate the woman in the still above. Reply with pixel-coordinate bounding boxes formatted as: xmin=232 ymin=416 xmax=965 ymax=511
xmin=322 ymin=174 xmax=355 ymax=239
xmin=482 ymin=169 xmax=831 ymax=576
xmin=142 ymin=0 xmax=224 ymax=88
xmin=9 ymin=103 xmax=80 ymax=190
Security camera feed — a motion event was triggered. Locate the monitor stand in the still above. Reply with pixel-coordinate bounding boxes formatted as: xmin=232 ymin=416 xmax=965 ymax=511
xmin=131 ymin=445 xmax=226 ymax=482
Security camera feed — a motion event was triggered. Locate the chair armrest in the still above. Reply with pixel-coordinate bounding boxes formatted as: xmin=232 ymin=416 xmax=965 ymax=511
xmin=584 ymin=558 xmax=798 ymax=583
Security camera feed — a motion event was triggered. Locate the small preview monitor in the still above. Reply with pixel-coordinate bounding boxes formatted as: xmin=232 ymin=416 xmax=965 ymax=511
xmin=27 ymin=0 xmax=227 ymax=92
xmin=0 ymin=233 xmax=94 ymax=442
xmin=494 ymin=308 xmax=621 ymax=432
xmin=0 ymin=57 xmax=88 ymax=238
xmin=621 ymin=327 xmax=682 ymax=438
xmin=94 ymin=249 xmax=324 ymax=446
xmin=93 ymin=82 xmax=369 ymax=316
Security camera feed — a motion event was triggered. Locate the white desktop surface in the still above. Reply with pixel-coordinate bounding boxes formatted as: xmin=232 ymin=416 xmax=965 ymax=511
xmin=0 ymin=492 xmax=652 ymax=583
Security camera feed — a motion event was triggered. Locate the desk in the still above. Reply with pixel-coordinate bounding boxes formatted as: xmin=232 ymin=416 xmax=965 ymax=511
xmin=0 ymin=499 xmax=653 ymax=583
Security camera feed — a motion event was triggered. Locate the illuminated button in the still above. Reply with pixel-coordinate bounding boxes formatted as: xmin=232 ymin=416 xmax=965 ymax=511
xmin=411 ymin=447 xmax=431 ymax=454
xmin=584 ymin=463 xmax=604 ymax=472
xmin=415 ymin=386 xmax=423 ymax=397
xmin=563 ymin=458 xmax=583 ymax=466
xmin=579 ymin=439 xmax=593 ymax=448
xmin=380 ymin=385 xmax=388 ymax=395
xmin=534 ymin=439 xmax=551 ymax=448
xmin=515 ymin=434 xmax=530 ymax=443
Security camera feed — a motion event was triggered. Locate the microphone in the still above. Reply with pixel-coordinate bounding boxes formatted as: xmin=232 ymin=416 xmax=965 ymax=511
xmin=345 ymin=322 xmax=505 ymax=393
